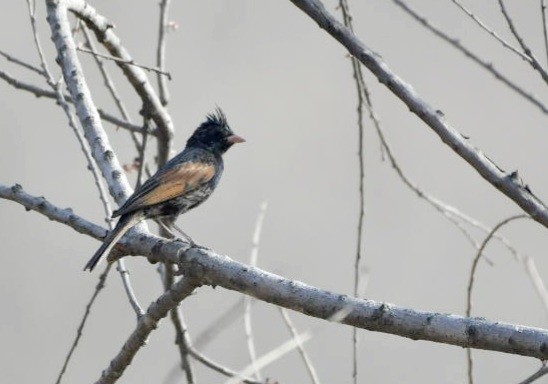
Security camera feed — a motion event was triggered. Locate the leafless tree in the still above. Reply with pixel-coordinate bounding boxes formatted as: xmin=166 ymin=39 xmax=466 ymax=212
xmin=1 ymin=1 xmax=548 ymax=383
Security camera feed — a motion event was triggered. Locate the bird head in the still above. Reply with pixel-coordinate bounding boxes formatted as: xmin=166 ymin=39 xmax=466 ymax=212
xmin=186 ymin=108 xmax=245 ymax=154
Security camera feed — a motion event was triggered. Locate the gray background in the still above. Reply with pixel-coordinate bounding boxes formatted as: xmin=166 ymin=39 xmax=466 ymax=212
xmin=1 ymin=0 xmax=548 ymax=383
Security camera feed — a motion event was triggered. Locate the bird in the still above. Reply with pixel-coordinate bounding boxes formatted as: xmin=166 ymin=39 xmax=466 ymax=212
xmin=84 ymin=109 xmax=245 ymax=271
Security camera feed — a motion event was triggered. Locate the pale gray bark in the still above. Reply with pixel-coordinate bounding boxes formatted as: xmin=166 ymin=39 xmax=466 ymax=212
xmin=2 ymin=183 xmax=547 ymax=361
xmin=289 ymin=0 xmax=548 ymax=229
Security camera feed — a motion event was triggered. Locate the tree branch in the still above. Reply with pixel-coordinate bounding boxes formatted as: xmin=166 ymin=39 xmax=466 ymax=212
xmin=156 ymin=0 xmax=171 ymax=106
xmin=288 ymin=0 xmax=548 ymax=230
xmin=95 ymin=277 xmax=200 ymax=384
xmin=65 ymin=0 xmax=174 ymax=165
xmin=0 ymin=68 xmax=146 ymax=134
xmin=46 ymin=0 xmax=133 ymax=205
xmin=2 ymin=183 xmax=548 ymax=361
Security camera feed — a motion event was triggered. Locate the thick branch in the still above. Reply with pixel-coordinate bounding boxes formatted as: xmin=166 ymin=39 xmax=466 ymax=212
xmin=3 ymin=185 xmax=548 ymax=361
xmin=46 ymin=0 xmax=133 ymax=204
xmin=96 ymin=277 xmax=200 ymax=384
xmin=65 ymin=0 xmax=174 ymax=165
xmin=288 ymin=0 xmax=548 ymax=228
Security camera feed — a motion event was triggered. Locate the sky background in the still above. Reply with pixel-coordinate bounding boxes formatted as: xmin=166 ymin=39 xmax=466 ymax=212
xmin=1 ymin=0 xmax=548 ymax=383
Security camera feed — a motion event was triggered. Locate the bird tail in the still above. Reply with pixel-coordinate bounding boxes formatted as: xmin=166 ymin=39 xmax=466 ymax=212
xmin=84 ymin=213 xmax=142 ymax=272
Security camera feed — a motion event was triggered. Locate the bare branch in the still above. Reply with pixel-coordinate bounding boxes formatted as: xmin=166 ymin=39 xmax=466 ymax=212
xmin=188 ymin=346 xmax=263 ymax=384
xmin=163 ymin=264 xmax=195 ymax=384
xmin=225 ymin=329 xmax=313 ymax=384
xmin=3 ymin=184 xmax=548 ymax=360
xmin=0 ymin=49 xmax=45 ymax=76
xmin=46 ymin=0 xmax=134 ymax=204
xmin=518 ymin=363 xmax=548 ymax=384
xmin=465 ymin=215 xmax=528 ymax=317
xmin=449 ymin=0 xmax=531 ymax=63
xmin=279 ymin=308 xmax=321 ymax=384
xmin=65 ymin=0 xmax=174 ymax=165
xmin=225 ymin=308 xmax=350 ymax=384
xmin=497 ymin=0 xmax=548 ymax=84
xmin=98 ymin=108 xmax=150 ymax=135
xmin=76 ymin=46 xmax=171 ymax=79
xmin=542 ymin=0 xmax=548 ymax=67
xmin=80 ymin=25 xmax=144 ymax=151
xmin=337 ymin=2 xmax=366 ymax=383
xmin=95 ymin=277 xmax=200 ymax=384
xmin=244 ymin=202 xmax=268 ymax=381
xmin=116 ymin=261 xmax=145 ymax=317
xmin=0 ymin=69 xmax=146 ymax=134
xmin=0 ymin=183 xmax=105 ymax=239
xmin=392 ymin=0 xmax=548 ymax=114
xmin=56 ymin=264 xmax=112 ymax=384
xmin=156 ymin=0 xmax=171 ymax=106
xmin=289 ymin=0 xmax=548 ymax=229
xmin=26 ymin=0 xmax=52 ymax=79
xmin=523 ymin=256 xmax=548 ymax=318
xmin=465 ymin=214 xmax=528 ymax=384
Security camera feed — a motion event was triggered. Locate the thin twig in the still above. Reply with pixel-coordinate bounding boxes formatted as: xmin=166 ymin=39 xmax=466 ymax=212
xmin=279 ymin=308 xmax=321 ymax=384
xmin=163 ymin=265 xmax=195 ymax=384
xmin=156 ymin=0 xmax=171 ymax=106
xmin=188 ymin=347 xmax=263 ymax=384
xmin=96 ymin=277 xmax=200 ymax=384
xmin=497 ymin=0 xmax=548 ymax=84
xmin=465 ymin=214 xmax=529 ymax=316
xmin=163 ymin=340 xmax=262 ymax=384
xmin=135 ymin=118 xmax=150 ymax=189
xmin=288 ymin=0 xmax=548 ymax=231
xmin=80 ymin=25 xmax=143 ymax=152
xmin=98 ymin=108 xmax=150 ymax=134
xmin=0 ymin=49 xmax=45 ymax=76
xmin=27 ymin=0 xmax=52 ymax=78
xmin=465 ymin=214 xmax=528 ymax=384
xmin=449 ymin=0 xmax=531 ymax=63
xmin=523 ymin=256 xmax=548 ymax=318
xmin=116 ymin=260 xmax=145 ymax=317
xmin=76 ymin=46 xmax=172 ymax=79
xmin=244 ymin=202 xmax=268 ymax=381
xmin=338 ymin=0 xmax=510 ymax=273
xmin=226 ymin=330 xmax=313 ymax=384
xmin=542 ymin=0 xmax=548 ymax=67
xmin=338 ymin=2 xmax=366 ymax=383
xmin=0 ymin=67 xmax=145 ymax=134
xmin=225 ymin=308 xmax=351 ymax=384
xmin=55 ymin=264 xmax=111 ymax=384
xmin=391 ymin=0 xmax=548 ymax=115
xmin=518 ymin=363 xmax=548 ymax=384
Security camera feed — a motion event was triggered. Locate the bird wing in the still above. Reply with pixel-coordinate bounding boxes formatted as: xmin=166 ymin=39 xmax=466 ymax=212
xmin=113 ymin=161 xmax=216 ymax=217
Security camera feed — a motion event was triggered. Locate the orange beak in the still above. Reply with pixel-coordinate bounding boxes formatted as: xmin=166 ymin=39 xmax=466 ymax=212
xmin=227 ymin=134 xmax=246 ymax=144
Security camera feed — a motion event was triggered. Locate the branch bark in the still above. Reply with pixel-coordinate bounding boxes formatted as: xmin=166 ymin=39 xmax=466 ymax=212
xmin=46 ymin=0 xmax=133 ymax=205
xmin=96 ymin=277 xmax=200 ymax=384
xmin=2 ymin=183 xmax=547 ymax=361
xmin=288 ymin=0 xmax=548 ymax=228
xmin=65 ymin=0 xmax=174 ymax=165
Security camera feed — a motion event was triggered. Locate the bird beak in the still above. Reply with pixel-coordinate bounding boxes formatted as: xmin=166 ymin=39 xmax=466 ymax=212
xmin=227 ymin=134 xmax=246 ymax=144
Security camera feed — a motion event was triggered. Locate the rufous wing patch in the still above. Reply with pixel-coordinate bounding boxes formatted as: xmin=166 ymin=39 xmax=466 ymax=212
xmin=140 ymin=162 xmax=216 ymax=206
